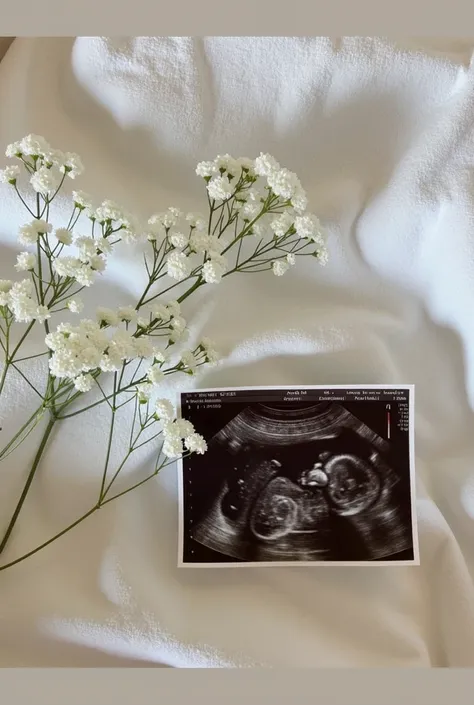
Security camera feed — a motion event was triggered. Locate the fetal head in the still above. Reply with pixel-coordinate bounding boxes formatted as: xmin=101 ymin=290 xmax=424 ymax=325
xmin=249 ymin=477 xmax=302 ymax=541
xmin=324 ymin=454 xmax=381 ymax=515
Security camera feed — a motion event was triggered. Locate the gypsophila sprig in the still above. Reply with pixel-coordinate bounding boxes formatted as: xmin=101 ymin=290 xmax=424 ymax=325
xmin=0 ymin=136 xmax=329 ymax=573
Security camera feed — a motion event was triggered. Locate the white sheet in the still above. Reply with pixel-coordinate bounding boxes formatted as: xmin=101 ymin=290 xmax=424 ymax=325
xmin=1 ymin=36 xmax=474 ymax=668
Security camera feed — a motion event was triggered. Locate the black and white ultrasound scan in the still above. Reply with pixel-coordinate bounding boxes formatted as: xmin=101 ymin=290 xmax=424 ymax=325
xmin=177 ymin=385 xmax=418 ymax=567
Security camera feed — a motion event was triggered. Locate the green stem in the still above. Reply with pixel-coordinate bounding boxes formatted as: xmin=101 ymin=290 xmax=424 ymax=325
xmin=99 ymin=374 xmax=117 ymax=501
xmin=0 ymin=506 xmax=98 ymax=571
xmin=0 ymin=456 xmax=174 ymax=572
xmin=0 ymin=361 xmax=8 ymax=399
xmin=0 ymin=405 xmax=44 ymax=460
xmin=0 ymin=415 xmax=56 ymax=555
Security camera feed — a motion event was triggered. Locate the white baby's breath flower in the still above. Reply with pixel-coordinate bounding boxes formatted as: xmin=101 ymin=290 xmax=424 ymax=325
xmin=236 ymin=157 xmax=256 ymax=175
xmin=72 ymin=190 xmax=93 ymax=209
xmin=270 ymin=212 xmax=294 ymax=238
xmin=54 ymin=228 xmax=73 ymax=246
xmin=120 ymin=227 xmax=142 ymax=244
xmin=241 ymin=201 xmax=261 ymax=220
xmin=199 ymin=337 xmax=214 ymax=351
xmin=152 ymin=349 xmax=168 ymax=364
xmin=34 ymin=305 xmax=51 ymax=323
xmin=287 ymin=253 xmax=296 ymax=265
xmin=166 ymin=300 xmax=181 ymax=318
xmin=147 ymin=213 xmax=167 ymax=239
xmin=74 ymin=265 xmax=96 ymax=287
xmin=207 ymin=175 xmax=233 ymax=202
xmin=294 ymin=214 xmax=324 ymax=243
xmin=67 ymin=298 xmax=83 ymax=314
xmin=202 ymin=255 xmax=227 ymax=284
xmin=246 ymin=187 xmax=266 ymax=203
xmin=205 ymin=348 xmax=220 ymax=364
xmin=180 ymin=350 xmax=198 ymax=373
xmin=169 ymin=328 xmax=189 ymax=344
xmin=96 ymin=307 xmax=119 ymax=327
xmin=7 ymin=280 xmax=37 ymax=323
xmin=5 ymin=141 xmax=22 ymax=158
xmin=154 ymin=398 xmax=175 ymax=421
xmin=30 ymin=165 xmax=61 ymax=196
xmin=316 ymin=246 xmax=329 ymax=266
xmin=272 ymin=259 xmax=290 ymax=276
xmin=185 ymin=212 xmax=206 ymax=230
xmin=0 ymin=280 xmax=13 ymax=293
xmin=133 ymin=336 xmax=154 ymax=359
xmin=147 ymin=363 xmax=165 ymax=386
xmin=45 ymin=331 xmax=65 ymax=351
xmin=10 ymin=279 xmax=34 ymax=298
xmin=184 ymin=433 xmax=207 ymax=454
xmin=15 ymin=252 xmax=36 ymax=272
xmin=94 ymin=237 xmax=112 ymax=255
xmin=162 ymin=436 xmax=184 ymax=458
xmin=189 ymin=231 xmax=210 ymax=254
xmin=73 ymin=373 xmax=94 ymax=393
xmin=0 ymin=165 xmax=20 ymax=184
xmin=162 ymin=208 xmax=181 ymax=229
xmin=88 ymin=254 xmax=106 ymax=273
xmin=136 ymin=315 xmax=149 ymax=329
xmin=136 ymin=382 xmax=153 ymax=404
xmin=20 ymin=134 xmax=50 ymax=157
xmin=215 ymin=153 xmax=241 ymax=177
xmin=196 ymin=160 xmax=218 ymax=178
xmin=49 ymin=349 xmax=84 ymax=378
xmin=150 ymin=304 xmax=170 ymax=322
xmin=162 ymin=420 xmax=181 ymax=439
xmin=170 ymin=315 xmax=186 ymax=333
xmin=19 ymin=219 xmax=52 ymax=245
xmin=117 ymin=306 xmax=137 ymax=323
xmin=291 ymin=186 xmax=308 ymax=214
xmin=95 ymin=200 xmax=123 ymax=222
xmin=169 ymin=231 xmax=188 ymax=250
xmin=75 ymin=236 xmax=97 ymax=259
xmin=79 ymin=346 xmax=102 ymax=371
xmin=199 ymin=338 xmax=220 ymax=364
xmin=61 ymin=152 xmax=84 ymax=179
xmin=252 ymin=221 xmax=271 ymax=239
xmin=42 ymin=148 xmax=66 ymax=168
xmin=52 ymin=256 xmax=81 ymax=278
xmin=99 ymin=353 xmax=122 ymax=372
xmin=189 ymin=232 xmax=225 ymax=256
xmin=166 ymin=251 xmax=192 ymax=281
xmin=254 ymin=153 xmax=281 ymax=177
xmin=267 ymin=167 xmax=301 ymax=201
xmin=108 ymin=329 xmax=136 ymax=361
xmin=11 ymin=299 xmax=37 ymax=323
xmin=174 ymin=418 xmax=195 ymax=438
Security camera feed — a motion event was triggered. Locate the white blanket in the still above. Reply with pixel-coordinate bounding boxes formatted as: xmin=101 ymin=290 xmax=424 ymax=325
xmin=1 ymin=36 xmax=474 ymax=668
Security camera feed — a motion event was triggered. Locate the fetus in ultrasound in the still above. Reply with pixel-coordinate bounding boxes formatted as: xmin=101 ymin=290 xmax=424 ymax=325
xmin=191 ymin=402 xmax=412 ymax=562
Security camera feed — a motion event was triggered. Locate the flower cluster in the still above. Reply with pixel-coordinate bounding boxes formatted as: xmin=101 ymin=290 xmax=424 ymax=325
xmin=52 ymin=234 xmax=108 ymax=287
xmin=2 ymin=134 xmax=84 ymax=198
xmin=195 ymin=152 xmax=329 ymax=271
xmin=0 ymin=134 xmax=331 ymax=572
xmin=161 ymin=414 xmax=207 ymax=458
xmin=0 ymin=279 xmax=50 ymax=323
xmin=46 ymin=317 xmax=158 ymax=384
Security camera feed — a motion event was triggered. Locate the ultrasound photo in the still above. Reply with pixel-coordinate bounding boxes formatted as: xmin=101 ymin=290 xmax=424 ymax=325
xmin=177 ymin=386 xmax=418 ymax=566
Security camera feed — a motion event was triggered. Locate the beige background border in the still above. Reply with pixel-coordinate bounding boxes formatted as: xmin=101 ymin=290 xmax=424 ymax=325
xmin=1 ymin=3 xmax=474 ymax=703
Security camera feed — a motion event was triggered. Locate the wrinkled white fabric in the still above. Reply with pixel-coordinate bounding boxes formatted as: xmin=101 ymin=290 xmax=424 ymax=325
xmin=1 ymin=36 xmax=474 ymax=667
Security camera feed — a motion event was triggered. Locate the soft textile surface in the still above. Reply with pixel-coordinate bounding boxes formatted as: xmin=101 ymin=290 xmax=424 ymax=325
xmin=1 ymin=36 xmax=474 ymax=668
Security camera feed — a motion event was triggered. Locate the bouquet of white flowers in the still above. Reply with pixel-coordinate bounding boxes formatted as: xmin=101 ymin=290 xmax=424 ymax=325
xmin=0 ymin=135 xmax=328 ymax=572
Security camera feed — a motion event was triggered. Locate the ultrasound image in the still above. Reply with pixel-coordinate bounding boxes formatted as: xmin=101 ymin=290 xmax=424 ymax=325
xmin=180 ymin=395 xmax=416 ymax=565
